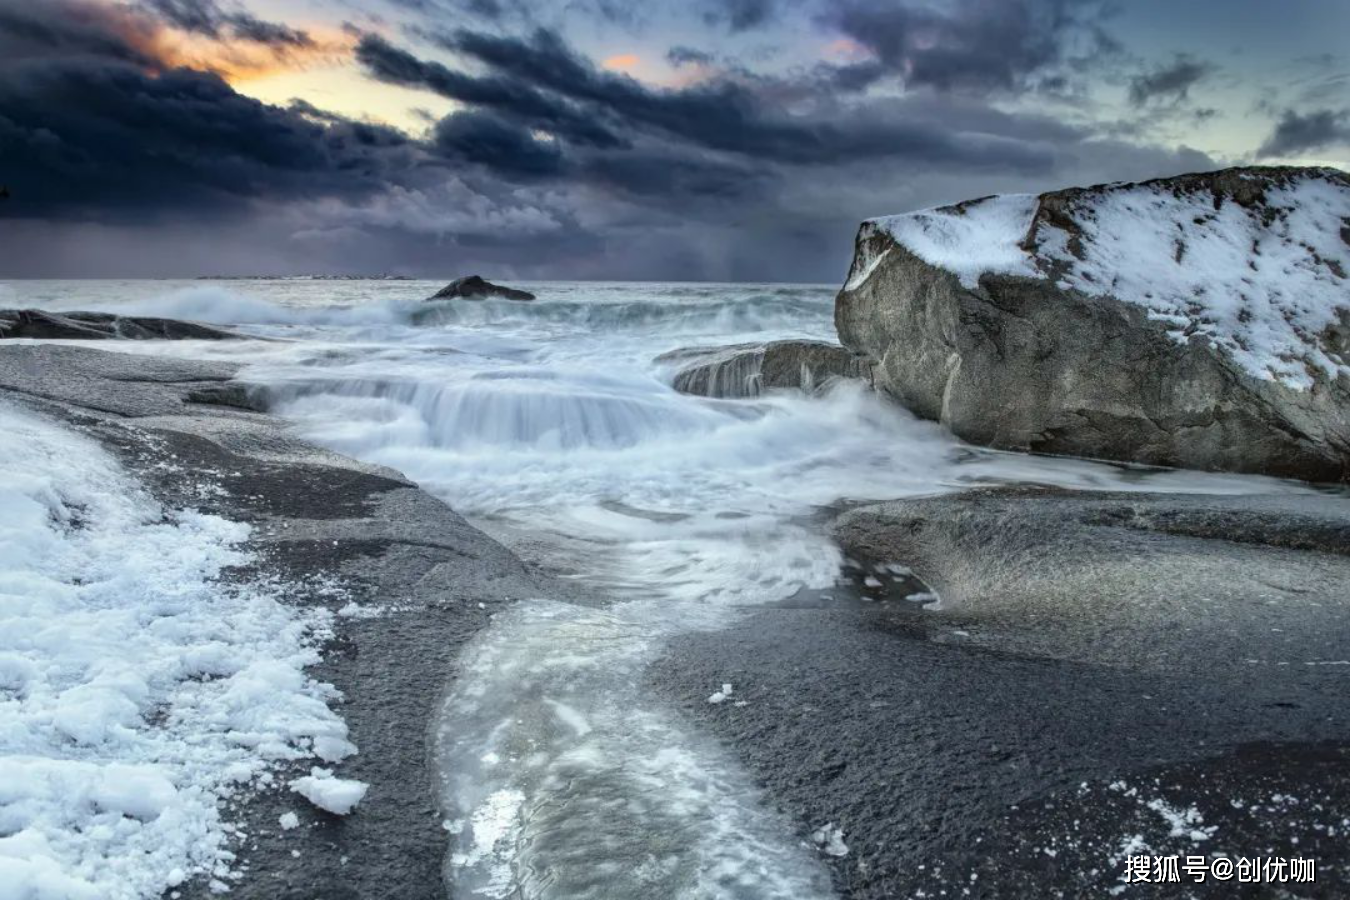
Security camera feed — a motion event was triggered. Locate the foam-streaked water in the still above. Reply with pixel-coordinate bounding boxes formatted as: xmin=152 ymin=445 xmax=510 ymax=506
xmin=3 ymin=279 xmax=1318 ymax=899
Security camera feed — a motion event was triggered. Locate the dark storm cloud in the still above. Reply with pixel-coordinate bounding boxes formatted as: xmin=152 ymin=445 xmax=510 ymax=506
xmin=580 ymin=148 xmax=769 ymax=200
xmin=1257 ymin=108 xmax=1350 ymax=158
xmin=0 ymin=0 xmax=156 ymax=65
xmin=822 ymin=0 xmax=1078 ymax=92
xmin=0 ymin=55 xmax=415 ymax=219
xmin=667 ymin=46 xmax=714 ymax=67
xmin=140 ymin=0 xmax=314 ymax=46
xmin=432 ymin=110 xmax=566 ymax=176
xmin=288 ymin=97 xmax=345 ymax=122
xmin=414 ymin=27 xmax=1057 ymax=169
xmin=0 ymin=0 xmax=1232 ymax=280
xmin=703 ymin=0 xmax=777 ymax=33
xmin=354 ymin=32 xmax=624 ymax=148
xmin=1127 ymin=56 xmax=1214 ymax=106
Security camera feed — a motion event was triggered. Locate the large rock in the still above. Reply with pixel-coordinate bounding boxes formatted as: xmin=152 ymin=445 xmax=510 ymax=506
xmin=835 ymin=166 xmax=1350 ymax=482
xmin=429 ymin=275 xmax=535 ymax=301
xmin=0 ymin=308 xmax=242 ymax=340
xmin=658 ymin=339 xmax=873 ymax=398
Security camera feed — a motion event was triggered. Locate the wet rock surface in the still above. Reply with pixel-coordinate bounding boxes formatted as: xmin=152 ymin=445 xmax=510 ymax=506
xmin=0 ymin=344 xmax=560 ymax=900
xmin=835 ymin=166 xmax=1350 ymax=482
xmin=0 ymin=308 xmax=244 ymax=341
xmin=652 ymin=486 xmax=1350 ymax=898
xmin=428 ymin=275 xmax=535 ymax=302
xmin=659 ymin=339 xmax=873 ymax=398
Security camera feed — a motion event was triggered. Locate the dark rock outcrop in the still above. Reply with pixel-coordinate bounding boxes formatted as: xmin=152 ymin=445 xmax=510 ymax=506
xmin=836 ymin=166 xmax=1350 ymax=481
xmin=0 ymin=309 xmax=242 ymax=341
xmin=429 ymin=275 xmax=535 ymax=301
xmin=658 ymin=340 xmax=873 ymax=398
xmin=653 ymin=486 xmax=1350 ymax=898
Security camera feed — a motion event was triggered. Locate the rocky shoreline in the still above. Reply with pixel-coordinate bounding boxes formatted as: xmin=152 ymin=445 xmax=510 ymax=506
xmin=653 ymin=486 xmax=1350 ymax=899
xmin=638 ymin=166 xmax=1350 ymax=898
xmin=4 ymin=166 xmax=1347 ymax=900
xmin=0 ymin=344 xmax=558 ymax=899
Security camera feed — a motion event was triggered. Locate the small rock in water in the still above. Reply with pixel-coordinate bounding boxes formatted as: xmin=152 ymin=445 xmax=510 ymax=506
xmin=428 ymin=275 xmax=535 ymax=302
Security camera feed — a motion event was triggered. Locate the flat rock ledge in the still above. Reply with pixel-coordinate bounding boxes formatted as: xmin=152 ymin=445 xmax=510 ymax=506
xmin=0 ymin=343 xmax=561 ymax=900
xmin=428 ymin=275 xmax=535 ymax=302
xmin=0 ymin=308 xmax=244 ymax=341
xmin=651 ymin=485 xmax=1350 ymax=898
xmin=836 ymin=166 xmax=1350 ymax=482
xmin=658 ymin=339 xmax=873 ymax=398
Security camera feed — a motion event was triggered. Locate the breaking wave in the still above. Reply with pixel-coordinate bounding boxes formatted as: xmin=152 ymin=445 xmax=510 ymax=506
xmin=35 ymin=282 xmax=835 ymax=339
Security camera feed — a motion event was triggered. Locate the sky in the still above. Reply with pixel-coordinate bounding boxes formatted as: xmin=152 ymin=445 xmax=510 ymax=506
xmin=0 ymin=0 xmax=1347 ymax=281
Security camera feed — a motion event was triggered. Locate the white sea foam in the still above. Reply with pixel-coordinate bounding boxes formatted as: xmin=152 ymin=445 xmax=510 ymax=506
xmin=0 ymin=402 xmax=352 ymax=900
xmin=108 ymin=285 xmax=419 ymax=328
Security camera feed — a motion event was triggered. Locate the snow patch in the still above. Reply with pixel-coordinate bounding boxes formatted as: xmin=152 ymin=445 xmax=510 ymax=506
xmin=869 ymin=194 xmax=1041 ymax=290
xmin=867 ymin=173 xmax=1350 ymax=389
xmin=290 ymin=768 xmax=369 ymax=815
xmin=0 ymin=403 xmax=354 ymax=898
xmin=1145 ymin=797 xmax=1216 ymax=843
xmin=707 ymin=683 xmax=734 ymax=704
xmin=811 ymin=822 xmax=849 ymax=857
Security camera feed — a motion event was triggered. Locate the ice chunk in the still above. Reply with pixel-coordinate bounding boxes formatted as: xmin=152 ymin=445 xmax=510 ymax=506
xmin=811 ymin=822 xmax=849 ymax=857
xmin=707 ymin=683 xmax=734 ymax=704
xmin=291 ymin=768 xmax=369 ymax=815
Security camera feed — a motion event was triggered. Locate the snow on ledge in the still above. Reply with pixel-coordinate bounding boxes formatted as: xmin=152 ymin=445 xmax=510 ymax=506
xmin=0 ymin=402 xmax=357 ymax=899
xmin=867 ymin=194 xmax=1041 ymax=290
xmin=864 ymin=171 xmax=1350 ymax=389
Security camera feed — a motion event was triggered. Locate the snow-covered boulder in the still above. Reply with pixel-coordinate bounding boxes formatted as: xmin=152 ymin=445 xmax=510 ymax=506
xmin=836 ymin=166 xmax=1350 ymax=481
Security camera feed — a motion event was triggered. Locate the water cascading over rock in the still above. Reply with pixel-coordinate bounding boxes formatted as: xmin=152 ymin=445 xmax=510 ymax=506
xmin=660 ymin=340 xmax=874 ymax=399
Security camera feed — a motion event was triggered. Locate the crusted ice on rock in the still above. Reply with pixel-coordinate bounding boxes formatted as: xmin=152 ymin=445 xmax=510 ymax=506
xmin=863 ymin=169 xmax=1350 ymax=389
xmin=290 ymin=768 xmax=369 ymax=815
xmin=868 ymin=194 xmax=1041 ymax=290
xmin=811 ymin=822 xmax=849 ymax=857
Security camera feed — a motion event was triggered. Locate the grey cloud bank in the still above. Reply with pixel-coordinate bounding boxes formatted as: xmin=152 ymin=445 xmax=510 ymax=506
xmin=0 ymin=0 xmax=1344 ymax=279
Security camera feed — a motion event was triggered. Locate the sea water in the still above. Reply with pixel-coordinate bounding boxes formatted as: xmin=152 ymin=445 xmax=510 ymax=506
xmin=2 ymin=279 xmax=1310 ymax=899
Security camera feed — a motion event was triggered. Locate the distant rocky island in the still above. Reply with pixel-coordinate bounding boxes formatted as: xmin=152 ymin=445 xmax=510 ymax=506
xmin=427 ymin=275 xmax=536 ymax=301
xmin=196 ymin=273 xmax=413 ymax=281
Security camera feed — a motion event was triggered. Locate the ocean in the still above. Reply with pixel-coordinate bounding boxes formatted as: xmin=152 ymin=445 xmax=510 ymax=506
xmin=0 ymin=278 xmax=1307 ymax=897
